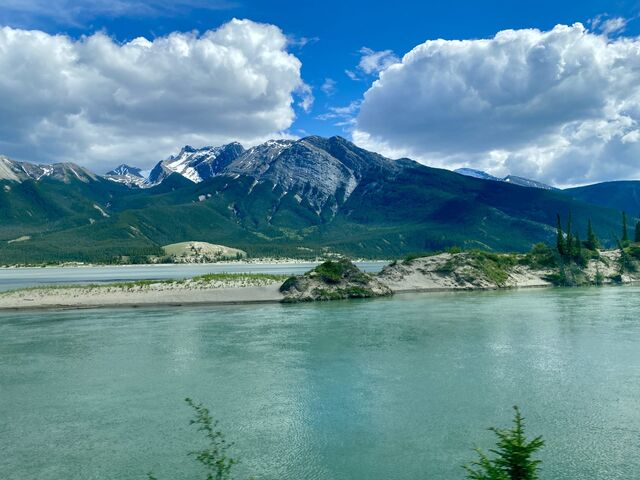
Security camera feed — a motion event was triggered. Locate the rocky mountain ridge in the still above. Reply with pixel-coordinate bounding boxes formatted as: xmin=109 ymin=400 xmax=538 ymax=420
xmin=0 ymin=135 xmax=637 ymax=263
xmin=455 ymin=168 xmax=557 ymax=190
xmin=105 ymin=164 xmax=146 ymax=187
xmin=0 ymin=155 xmax=96 ymax=184
xmin=128 ymin=136 xmax=401 ymax=213
xmin=145 ymin=142 xmax=245 ymax=186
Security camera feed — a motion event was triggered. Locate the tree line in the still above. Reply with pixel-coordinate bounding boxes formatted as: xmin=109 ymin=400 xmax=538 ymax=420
xmin=555 ymin=211 xmax=640 ymax=260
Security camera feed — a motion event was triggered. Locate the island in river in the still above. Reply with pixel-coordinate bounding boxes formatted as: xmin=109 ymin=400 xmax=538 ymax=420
xmin=2 ymin=245 xmax=639 ymax=310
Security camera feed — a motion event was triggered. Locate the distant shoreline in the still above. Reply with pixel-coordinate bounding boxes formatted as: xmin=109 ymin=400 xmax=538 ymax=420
xmin=3 ymin=248 xmax=639 ymax=311
xmin=0 ymin=258 xmax=389 ymax=270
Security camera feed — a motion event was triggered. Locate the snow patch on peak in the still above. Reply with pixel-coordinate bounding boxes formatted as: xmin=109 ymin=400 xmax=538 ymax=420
xmin=107 ymin=164 xmax=143 ymax=177
xmin=145 ymin=142 xmax=246 ymax=186
xmin=165 ymin=154 xmax=203 ymax=183
xmin=455 ymin=168 xmax=557 ymax=190
xmin=503 ymin=175 xmax=557 ymax=191
xmin=455 ymin=168 xmax=501 ymax=182
xmin=105 ymin=164 xmax=146 ymax=187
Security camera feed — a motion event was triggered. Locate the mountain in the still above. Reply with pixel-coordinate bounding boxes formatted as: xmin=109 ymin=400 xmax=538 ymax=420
xmin=146 ymin=143 xmax=245 ymax=185
xmin=105 ymin=164 xmax=145 ymax=187
xmin=455 ymin=168 xmax=556 ymax=190
xmin=503 ymin=175 xmax=557 ymax=191
xmin=0 ymin=137 xmax=629 ymax=263
xmin=107 ymin=164 xmax=143 ymax=177
xmin=144 ymin=136 xmax=395 ymax=213
xmin=221 ymin=136 xmax=398 ymax=213
xmin=0 ymin=156 xmax=118 ymax=243
xmin=454 ymin=168 xmax=501 ymax=182
xmin=565 ymin=181 xmax=640 ymax=215
xmin=0 ymin=155 xmax=96 ymax=184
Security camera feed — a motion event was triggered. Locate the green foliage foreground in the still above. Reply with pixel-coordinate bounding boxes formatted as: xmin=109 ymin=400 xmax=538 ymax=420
xmin=465 ymin=406 xmax=544 ymax=480
xmin=147 ymin=402 xmax=544 ymax=480
xmin=148 ymin=399 xmax=240 ymax=480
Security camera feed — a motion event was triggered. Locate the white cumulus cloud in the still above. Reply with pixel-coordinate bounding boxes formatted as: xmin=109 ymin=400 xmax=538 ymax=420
xmin=0 ymin=19 xmax=309 ymax=171
xmin=354 ymin=23 xmax=640 ymax=186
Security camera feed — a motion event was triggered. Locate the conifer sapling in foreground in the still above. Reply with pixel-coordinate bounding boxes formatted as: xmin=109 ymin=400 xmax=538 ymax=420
xmin=465 ymin=406 xmax=544 ymax=480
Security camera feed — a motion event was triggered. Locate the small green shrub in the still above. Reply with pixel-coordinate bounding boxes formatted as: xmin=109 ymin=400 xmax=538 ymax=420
xmin=435 ymin=259 xmax=456 ymax=274
xmin=545 ymin=263 xmax=589 ymax=286
xmin=467 ymin=251 xmax=517 ymax=287
xmin=610 ymin=273 xmax=623 ymax=284
xmin=342 ymin=286 xmax=374 ymax=298
xmin=312 ymin=260 xmax=351 ymax=283
xmin=520 ymin=243 xmax=557 ymax=269
xmin=279 ymin=276 xmax=299 ymax=293
xmin=311 ymin=287 xmax=344 ymax=301
xmin=627 ymin=244 xmax=640 ymax=260
xmin=594 ymin=267 xmax=605 ymax=286
xmin=402 ymin=252 xmax=434 ymax=265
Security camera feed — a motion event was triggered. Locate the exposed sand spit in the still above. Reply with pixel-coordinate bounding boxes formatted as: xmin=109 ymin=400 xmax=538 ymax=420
xmin=0 ymin=276 xmax=284 ymax=310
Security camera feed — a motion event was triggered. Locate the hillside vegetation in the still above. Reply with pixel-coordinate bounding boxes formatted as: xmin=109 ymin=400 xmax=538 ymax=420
xmin=0 ymin=136 xmax=635 ymax=264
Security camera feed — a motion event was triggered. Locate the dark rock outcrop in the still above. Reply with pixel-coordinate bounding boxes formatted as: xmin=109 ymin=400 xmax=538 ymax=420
xmin=280 ymin=259 xmax=392 ymax=302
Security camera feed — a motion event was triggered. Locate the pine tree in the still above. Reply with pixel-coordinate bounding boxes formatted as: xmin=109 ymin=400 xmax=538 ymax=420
xmin=635 ymin=221 xmax=640 ymax=243
xmin=575 ymin=233 xmax=584 ymax=266
xmin=622 ymin=212 xmax=629 ymax=245
xmin=617 ymin=238 xmax=631 ymax=274
xmin=586 ymin=219 xmax=599 ymax=251
xmin=556 ymin=214 xmax=565 ymax=256
xmin=465 ymin=406 xmax=544 ymax=480
xmin=565 ymin=212 xmax=573 ymax=258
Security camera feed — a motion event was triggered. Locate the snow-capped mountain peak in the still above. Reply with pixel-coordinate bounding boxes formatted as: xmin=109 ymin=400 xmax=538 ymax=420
xmin=106 ymin=164 xmax=143 ymax=178
xmin=104 ymin=164 xmax=146 ymax=187
xmin=454 ymin=168 xmax=501 ymax=182
xmin=145 ymin=142 xmax=245 ymax=186
xmin=502 ymin=175 xmax=557 ymax=191
xmin=455 ymin=168 xmax=557 ymax=190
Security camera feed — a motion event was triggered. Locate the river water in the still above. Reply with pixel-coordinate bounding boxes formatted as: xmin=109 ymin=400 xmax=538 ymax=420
xmin=1 ymin=286 xmax=639 ymax=479
xmin=0 ymin=261 xmax=387 ymax=292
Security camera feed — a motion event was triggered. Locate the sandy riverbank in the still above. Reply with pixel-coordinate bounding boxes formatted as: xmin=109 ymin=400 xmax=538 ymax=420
xmin=378 ymin=253 xmax=553 ymax=292
xmin=0 ymin=277 xmax=285 ymax=310
xmin=3 ymin=249 xmax=638 ymax=311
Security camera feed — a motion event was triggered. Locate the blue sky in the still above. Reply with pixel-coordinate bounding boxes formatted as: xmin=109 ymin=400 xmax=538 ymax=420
xmin=2 ymin=0 xmax=640 ymax=185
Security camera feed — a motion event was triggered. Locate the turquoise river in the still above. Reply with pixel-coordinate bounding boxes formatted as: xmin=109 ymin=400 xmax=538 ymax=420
xmin=1 ymin=286 xmax=639 ymax=479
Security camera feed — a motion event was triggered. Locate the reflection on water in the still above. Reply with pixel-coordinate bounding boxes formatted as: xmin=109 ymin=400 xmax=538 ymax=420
xmin=1 ymin=286 xmax=639 ymax=479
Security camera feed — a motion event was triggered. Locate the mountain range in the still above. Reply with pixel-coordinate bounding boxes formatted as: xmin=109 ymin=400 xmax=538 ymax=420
xmin=454 ymin=168 xmax=557 ymax=190
xmin=105 ymin=164 xmax=146 ymax=188
xmin=0 ymin=136 xmax=637 ymax=263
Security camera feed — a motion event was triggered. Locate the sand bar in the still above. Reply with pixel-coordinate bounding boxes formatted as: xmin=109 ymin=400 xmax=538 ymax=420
xmin=0 ymin=279 xmax=285 ymax=311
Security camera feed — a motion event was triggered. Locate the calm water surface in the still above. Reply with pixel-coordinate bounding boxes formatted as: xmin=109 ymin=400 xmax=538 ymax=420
xmin=1 ymin=286 xmax=639 ymax=479
xmin=0 ymin=261 xmax=387 ymax=291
